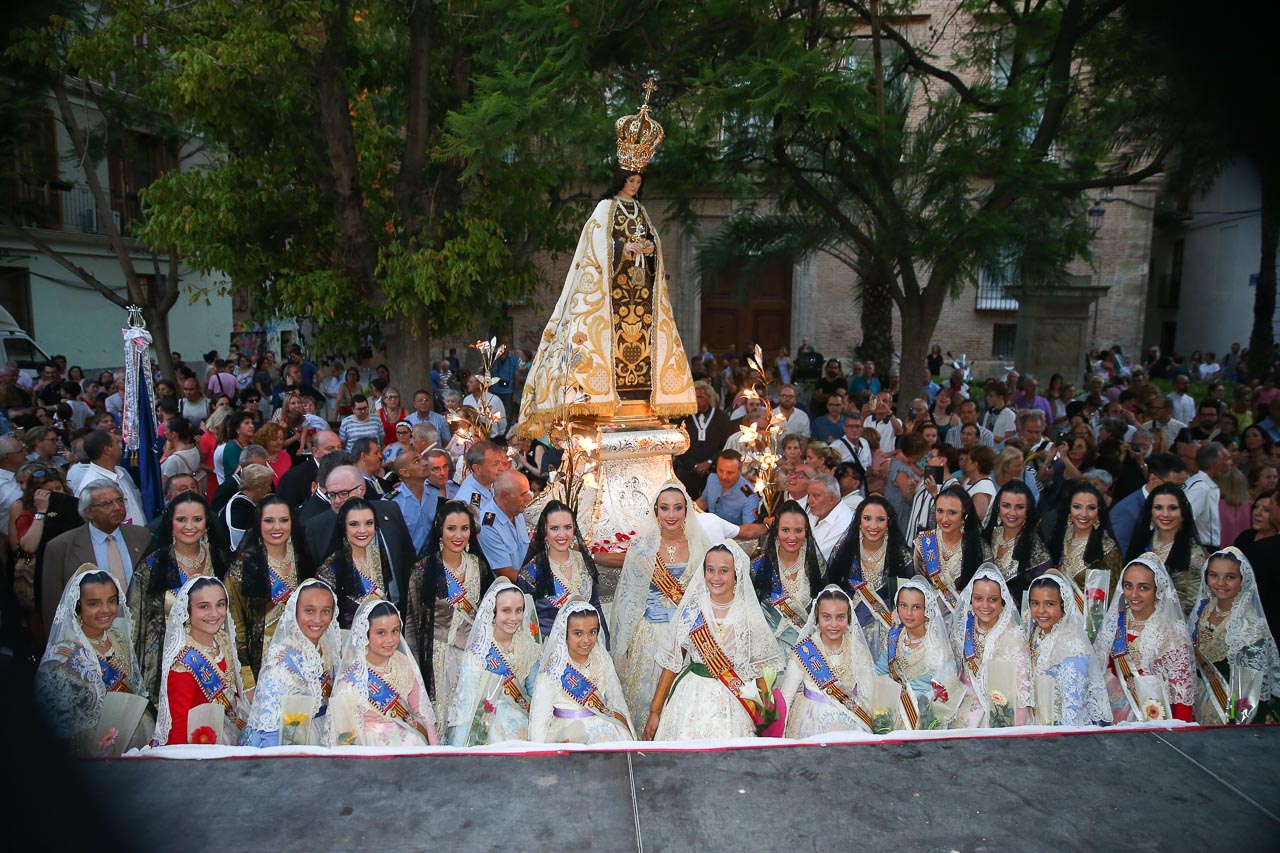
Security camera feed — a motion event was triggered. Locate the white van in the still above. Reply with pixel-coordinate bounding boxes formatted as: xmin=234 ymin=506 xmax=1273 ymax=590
xmin=0 ymin=306 xmax=53 ymax=380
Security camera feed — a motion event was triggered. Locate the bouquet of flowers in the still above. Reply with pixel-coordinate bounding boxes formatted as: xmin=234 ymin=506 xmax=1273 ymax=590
xmin=589 ymin=531 xmax=636 ymax=554
xmin=1133 ymin=673 xmax=1169 ymax=722
xmin=187 ymin=703 xmax=227 ymax=745
xmin=280 ymin=695 xmax=315 ymax=746
xmin=1229 ymin=666 xmax=1263 ymax=725
xmin=738 ymin=666 xmax=785 ymax=737
xmin=330 ymin=694 xmax=360 ymax=746
xmin=926 ymin=675 xmax=963 ymax=729
xmin=872 ymin=676 xmax=906 ymax=732
xmin=987 ymin=660 xmax=1018 ymax=728
xmin=1085 ymin=569 xmax=1110 ymax=641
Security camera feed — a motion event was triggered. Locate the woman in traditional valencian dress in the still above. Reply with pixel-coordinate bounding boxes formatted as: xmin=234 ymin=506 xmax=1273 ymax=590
xmin=242 ymin=579 xmax=341 ymax=747
xmin=949 ymin=566 xmax=1033 ymax=728
xmin=517 ymin=83 xmax=695 ymax=438
xmin=912 ymin=485 xmax=984 ymax=617
xmin=980 ymin=480 xmax=1052 ymax=606
xmin=1092 ymin=553 xmax=1195 ymax=722
xmin=330 ymin=600 xmax=439 ymax=747
xmin=1026 ymin=573 xmax=1112 ymax=726
xmin=529 ymin=600 xmax=633 ymax=744
xmin=225 ymin=496 xmax=315 ymax=684
xmin=130 ymin=493 xmax=231 ymax=701
xmin=874 ymin=579 xmax=964 ymax=731
xmin=316 ymin=499 xmax=392 ymax=630
xmin=1047 ymin=481 xmax=1125 ymax=601
xmin=1126 ymin=483 xmax=1208 ymax=614
xmin=154 ymin=576 xmax=247 ymax=745
xmin=37 ymin=568 xmax=153 ymax=755
xmin=517 ymin=501 xmax=607 ymax=642
xmin=405 ymin=501 xmax=495 ymax=725
xmin=778 ymin=585 xmax=878 ymax=737
xmin=1188 ymin=548 xmax=1280 ymax=724
xmin=644 ymin=542 xmax=785 ymax=741
xmin=825 ymin=495 xmax=913 ymax=654
xmin=447 ymin=580 xmax=541 ymax=746
xmin=751 ymin=500 xmax=826 ymax=655
xmin=610 ymin=480 xmax=710 ymax=733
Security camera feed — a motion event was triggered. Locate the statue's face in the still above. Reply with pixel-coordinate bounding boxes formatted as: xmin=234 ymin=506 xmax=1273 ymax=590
xmin=619 ymin=174 xmax=642 ymax=199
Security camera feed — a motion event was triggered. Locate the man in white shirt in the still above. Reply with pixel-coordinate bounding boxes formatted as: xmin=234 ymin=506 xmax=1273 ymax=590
xmin=73 ymin=429 xmax=146 ymax=526
xmin=864 ymin=392 xmax=903 ymax=453
xmin=981 ymin=382 xmax=1017 ymax=446
xmin=462 ymin=375 xmax=508 ymax=436
xmin=833 ymin=414 xmax=873 ymax=469
xmin=806 ymin=472 xmax=854 ymax=561
xmin=1183 ymin=442 xmax=1230 ymax=548
xmin=1141 ymin=396 xmax=1186 ymax=452
xmin=1167 ymin=374 xmax=1196 ymax=425
xmin=776 ymin=385 xmax=810 ymax=437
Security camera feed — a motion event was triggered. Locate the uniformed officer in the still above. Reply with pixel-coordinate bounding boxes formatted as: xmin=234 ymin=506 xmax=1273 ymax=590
xmin=695 ymin=449 xmax=767 ymax=539
xmin=455 ymin=439 xmax=505 ymax=517
xmin=477 ymin=470 xmax=532 ymax=582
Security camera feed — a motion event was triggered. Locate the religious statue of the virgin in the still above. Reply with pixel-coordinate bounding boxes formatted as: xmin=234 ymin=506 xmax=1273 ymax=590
xmin=518 ymin=81 xmax=696 ymax=437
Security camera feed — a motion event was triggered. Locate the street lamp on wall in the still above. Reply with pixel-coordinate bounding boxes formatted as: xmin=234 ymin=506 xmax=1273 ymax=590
xmin=1087 ymin=200 xmax=1107 ymax=234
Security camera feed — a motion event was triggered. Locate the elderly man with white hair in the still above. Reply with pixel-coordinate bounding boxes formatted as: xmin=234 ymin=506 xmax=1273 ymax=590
xmin=806 ymin=472 xmax=855 ymax=561
xmin=40 ymin=479 xmax=151 ymax=628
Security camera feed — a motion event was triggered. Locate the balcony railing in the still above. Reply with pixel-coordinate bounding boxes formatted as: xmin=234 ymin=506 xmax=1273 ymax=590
xmin=3 ymin=181 xmax=129 ymax=235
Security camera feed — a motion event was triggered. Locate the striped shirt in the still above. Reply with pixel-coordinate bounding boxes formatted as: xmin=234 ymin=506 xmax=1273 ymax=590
xmin=339 ymin=415 xmax=385 ymax=451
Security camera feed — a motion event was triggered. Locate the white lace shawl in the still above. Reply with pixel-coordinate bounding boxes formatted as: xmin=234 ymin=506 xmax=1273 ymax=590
xmin=36 ymin=569 xmax=144 ymax=738
xmin=886 ymin=578 xmax=957 ymax=682
xmin=950 ymin=565 xmax=1034 ymax=712
xmin=793 ymin=584 xmax=877 ymax=699
xmin=610 ymin=480 xmax=711 ymax=663
xmin=448 ymin=579 xmax=541 ymax=730
xmin=331 ymin=599 xmax=436 ymax=744
xmin=530 ymin=599 xmax=633 ymax=740
xmin=1090 ymin=553 xmax=1195 ymax=707
xmin=154 ymin=576 xmax=246 ymax=746
xmin=1188 ymin=548 xmax=1280 ymax=701
xmin=245 ymin=578 xmax=341 ymax=736
xmin=655 ymin=541 xmax=785 ymax=677
xmin=1027 ymin=572 xmax=1111 ymax=724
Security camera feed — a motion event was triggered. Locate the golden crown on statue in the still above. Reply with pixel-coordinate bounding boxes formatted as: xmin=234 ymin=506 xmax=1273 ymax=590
xmin=615 ymin=79 xmax=665 ymax=173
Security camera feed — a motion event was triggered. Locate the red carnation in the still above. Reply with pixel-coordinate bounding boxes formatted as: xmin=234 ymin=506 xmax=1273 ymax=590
xmin=191 ymin=726 xmax=217 ymax=745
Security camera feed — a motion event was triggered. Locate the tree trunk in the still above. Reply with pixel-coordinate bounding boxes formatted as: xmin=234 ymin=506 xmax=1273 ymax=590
xmin=898 ymin=278 xmax=949 ymax=388
xmin=1247 ymin=156 xmax=1278 ymax=382
xmin=856 ymin=255 xmax=896 ymax=379
xmin=382 ymin=319 xmax=436 ymax=396
xmin=145 ymin=306 xmax=175 ymax=383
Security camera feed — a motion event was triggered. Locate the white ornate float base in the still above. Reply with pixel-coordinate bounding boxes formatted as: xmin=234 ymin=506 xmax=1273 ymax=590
xmin=524 ymin=421 xmax=689 ymax=597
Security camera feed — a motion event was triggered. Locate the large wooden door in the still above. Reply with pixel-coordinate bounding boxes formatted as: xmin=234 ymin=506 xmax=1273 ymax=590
xmin=700 ymin=261 xmax=792 ymax=356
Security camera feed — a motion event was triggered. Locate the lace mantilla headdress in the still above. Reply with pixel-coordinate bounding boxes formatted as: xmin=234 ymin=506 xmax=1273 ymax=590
xmin=616 ymin=79 xmax=665 ymax=172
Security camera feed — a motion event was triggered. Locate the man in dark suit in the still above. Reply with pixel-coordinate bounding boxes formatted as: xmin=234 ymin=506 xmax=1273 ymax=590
xmin=277 ymin=429 xmax=343 ymax=510
xmin=675 ymin=380 xmax=732 ymax=499
xmin=41 ymin=480 xmax=152 ymax=630
xmin=303 ymin=464 xmax=414 ymax=611
xmin=211 ymin=444 xmax=268 ymax=514
xmin=300 ymin=450 xmax=358 ymax=523
xmin=1109 ymin=452 xmax=1188 ymax=555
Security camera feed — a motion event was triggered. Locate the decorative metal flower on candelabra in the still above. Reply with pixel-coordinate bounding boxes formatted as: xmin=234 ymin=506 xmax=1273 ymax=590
xmin=446 ymin=338 xmax=506 ymax=446
xmin=736 ymin=345 xmax=787 ymax=522
xmin=542 ymin=342 xmax=598 ymax=518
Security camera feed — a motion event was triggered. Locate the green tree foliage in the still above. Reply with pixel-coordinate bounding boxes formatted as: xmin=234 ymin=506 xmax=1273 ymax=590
xmin=685 ymin=0 xmax=1168 ymax=378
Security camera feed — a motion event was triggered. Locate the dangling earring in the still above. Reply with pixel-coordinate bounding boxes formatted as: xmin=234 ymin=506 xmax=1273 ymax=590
xmin=1093 ymin=520 xmax=1100 ymax=530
